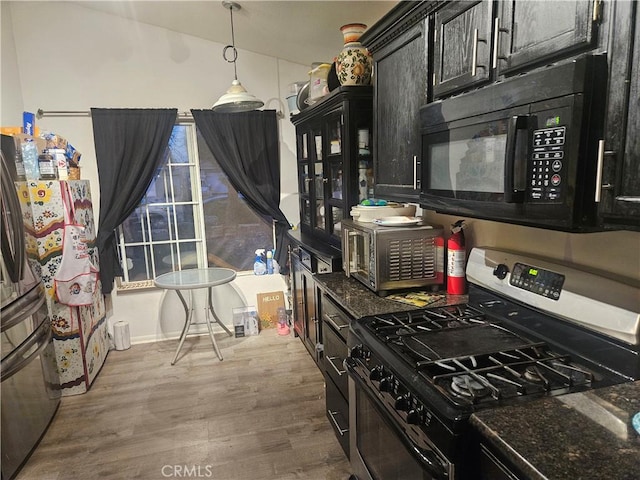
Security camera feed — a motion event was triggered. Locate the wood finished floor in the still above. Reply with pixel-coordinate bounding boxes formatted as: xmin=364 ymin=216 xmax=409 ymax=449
xmin=16 ymin=329 xmax=352 ymax=480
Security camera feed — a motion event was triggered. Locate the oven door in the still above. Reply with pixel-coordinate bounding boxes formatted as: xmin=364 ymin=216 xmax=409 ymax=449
xmin=348 ymin=374 xmax=451 ymax=480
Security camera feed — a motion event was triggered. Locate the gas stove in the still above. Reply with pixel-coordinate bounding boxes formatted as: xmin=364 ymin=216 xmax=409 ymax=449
xmin=360 ymin=304 xmax=598 ymax=408
xmin=346 ymin=247 xmax=639 ymax=480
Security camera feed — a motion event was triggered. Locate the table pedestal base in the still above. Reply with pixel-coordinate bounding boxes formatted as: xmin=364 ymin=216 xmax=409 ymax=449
xmin=171 ymin=288 xmax=233 ymax=365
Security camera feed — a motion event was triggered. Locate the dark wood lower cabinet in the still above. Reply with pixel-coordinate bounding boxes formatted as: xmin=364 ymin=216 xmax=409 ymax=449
xmin=290 ymin=256 xmax=321 ymax=365
xmin=325 ymin=374 xmax=350 ymax=459
xmin=287 ymin=232 xmax=350 ymax=456
xmin=323 ymin=324 xmax=349 ymax=397
xmin=321 ymin=293 xmax=351 ymax=458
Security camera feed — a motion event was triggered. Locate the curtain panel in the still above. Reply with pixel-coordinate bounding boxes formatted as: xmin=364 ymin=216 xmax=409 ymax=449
xmin=191 ymin=109 xmax=291 ymax=268
xmin=91 ymin=108 xmax=177 ymax=294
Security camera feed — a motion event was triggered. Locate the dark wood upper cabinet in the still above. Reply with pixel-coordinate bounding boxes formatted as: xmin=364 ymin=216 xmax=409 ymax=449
xmin=433 ymin=0 xmax=599 ymax=99
xmin=496 ymin=0 xmax=597 ymax=75
xmin=352 ymin=0 xmax=638 ymax=230
xmin=373 ymin=19 xmax=429 ymax=201
xmin=360 ymin=2 xmax=434 ymax=202
xmin=599 ymin=0 xmax=640 ymax=229
xmin=433 ymin=0 xmax=493 ymax=98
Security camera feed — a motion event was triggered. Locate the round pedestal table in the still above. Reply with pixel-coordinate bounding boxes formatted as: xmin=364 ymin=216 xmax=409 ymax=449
xmin=154 ymin=268 xmax=236 ymax=364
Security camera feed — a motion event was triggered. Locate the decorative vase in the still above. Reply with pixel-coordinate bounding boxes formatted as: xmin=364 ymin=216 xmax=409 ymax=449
xmin=336 ymin=23 xmax=373 ymax=86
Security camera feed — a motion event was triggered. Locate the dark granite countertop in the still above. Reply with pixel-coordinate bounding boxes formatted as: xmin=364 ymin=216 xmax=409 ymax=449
xmin=471 ymin=381 xmax=640 ymax=480
xmin=313 ymin=272 xmax=467 ymax=319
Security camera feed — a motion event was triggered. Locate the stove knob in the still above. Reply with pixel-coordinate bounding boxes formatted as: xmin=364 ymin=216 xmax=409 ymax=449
xmin=394 ymin=394 xmax=411 ymax=411
xmin=369 ymin=366 xmax=384 ymax=381
xmin=406 ymin=407 xmax=424 ymax=425
xmin=379 ymin=376 xmax=394 ymax=393
xmin=350 ymin=345 xmax=365 ymax=359
xmin=493 ymin=263 xmax=509 ymax=280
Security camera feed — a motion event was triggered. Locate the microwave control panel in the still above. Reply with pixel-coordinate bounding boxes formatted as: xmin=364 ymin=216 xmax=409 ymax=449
xmin=530 ymin=126 xmax=566 ymax=202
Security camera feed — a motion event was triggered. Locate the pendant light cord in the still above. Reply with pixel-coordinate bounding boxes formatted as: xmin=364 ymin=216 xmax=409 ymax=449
xmin=222 ymin=2 xmax=239 ymax=81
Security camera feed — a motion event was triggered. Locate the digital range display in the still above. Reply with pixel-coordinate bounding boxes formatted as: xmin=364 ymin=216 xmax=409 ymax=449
xmin=510 ymin=263 xmax=565 ymax=300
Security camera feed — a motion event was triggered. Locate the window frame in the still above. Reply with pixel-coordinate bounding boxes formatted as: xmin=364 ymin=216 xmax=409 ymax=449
xmin=115 ymin=122 xmax=208 ymax=291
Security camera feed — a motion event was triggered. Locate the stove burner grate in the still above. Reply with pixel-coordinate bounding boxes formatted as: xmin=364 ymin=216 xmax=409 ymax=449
xmin=368 ymin=304 xmax=488 ymax=341
xmin=419 ymin=347 xmax=595 ymax=407
xmin=450 ymin=374 xmax=491 ymax=399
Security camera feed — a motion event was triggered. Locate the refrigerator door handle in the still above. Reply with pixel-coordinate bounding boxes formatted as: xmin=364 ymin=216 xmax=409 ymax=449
xmin=1 ymin=286 xmax=46 ymax=332
xmin=0 ymin=317 xmax=52 ymax=382
xmin=1 ymin=151 xmax=26 ymax=282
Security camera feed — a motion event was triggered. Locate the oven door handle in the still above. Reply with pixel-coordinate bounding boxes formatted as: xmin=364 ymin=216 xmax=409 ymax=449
xmin=345 ymin=358 xmax=450 ymax=479
xmin=386 ymin=411 xmax=450 ymax=479
xmin=504 ymin=114 xmax=532 ymax=203
xmin=407 ymin=441 xmax=450 ymax=479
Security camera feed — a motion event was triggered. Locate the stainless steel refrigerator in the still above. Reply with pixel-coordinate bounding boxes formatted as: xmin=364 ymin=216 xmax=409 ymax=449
xmin=1 ymin=144 xmax=61 ymax=480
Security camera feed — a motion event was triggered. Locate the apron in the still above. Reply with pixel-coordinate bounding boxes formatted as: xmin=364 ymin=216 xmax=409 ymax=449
xmin=54 ymin=182 xmax=99 ymax=306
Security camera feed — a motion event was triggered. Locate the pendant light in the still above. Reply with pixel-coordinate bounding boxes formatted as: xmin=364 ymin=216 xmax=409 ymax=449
xmin=212 ymin=1 xmax=264 ymax=112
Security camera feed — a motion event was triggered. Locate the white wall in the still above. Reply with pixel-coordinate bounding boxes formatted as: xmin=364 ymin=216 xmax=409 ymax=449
xmin=116 ymin=272 xmax=289 ymax=344
xmin=3 ymin=1 xmax=305 ymax=342
xmin=1 ymin=3 xmax=23 ymax=125
xmin=421 ymin=210 xmax=640 ymax=283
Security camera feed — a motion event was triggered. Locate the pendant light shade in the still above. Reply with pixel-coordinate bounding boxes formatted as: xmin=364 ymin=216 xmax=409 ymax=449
xmin=213 ymin=80 xmax=264 ymax=112
xmin=212 ymin=1 xmax=264 ymax=112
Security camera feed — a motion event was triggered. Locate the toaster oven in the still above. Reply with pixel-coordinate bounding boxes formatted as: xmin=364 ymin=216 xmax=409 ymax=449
xmin=341 ymin=219 xmax=444 ymax=296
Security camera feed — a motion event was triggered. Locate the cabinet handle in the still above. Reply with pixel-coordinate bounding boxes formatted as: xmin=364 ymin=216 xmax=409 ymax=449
xmin=324 ymin=313 xmax=348 ymax=331
xmin=413 ymin=155 xmax=420 ymax=190
xmin=492 ymin=18 xmax=500 ymax=69
xmin=593 ymin=0 xmax=602 ymax=22
xmin=472 ymin=28 xmax=479 ymax=76
xmin=616 ymin=197 xmax=640 ymax=203
xmin=327 ymin=356 xmax=346 ymax=376
xmin=492 ymin=18 xmax=509 ymax=69
xmin=594 ymin=139 xmax=605 ymax=202
xmin=327 ymin=410 xmax=349 ymax=436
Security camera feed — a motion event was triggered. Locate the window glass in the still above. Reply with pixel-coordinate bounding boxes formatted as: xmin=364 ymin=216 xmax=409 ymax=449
xmin=196 ymin=131 xmax=272 ymax=271
xmin=116 ymin=124 xmax=273 ymax=290
xmin=117 ymin=125 xmax=205 ymax=286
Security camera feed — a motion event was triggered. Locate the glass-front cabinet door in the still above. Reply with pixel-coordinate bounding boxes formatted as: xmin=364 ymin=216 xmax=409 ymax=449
xmin=312 ymin=126 xmax=326 ymax=235
xmin=355 ymin=122 xmax=373 ymax=203
xmin=297 ymin=130 xmax=312 ymax=229
xmin=292 ymin=86 xmax=373 ymax=248
xmin=326 ymin=112 xmax=345 ymax=238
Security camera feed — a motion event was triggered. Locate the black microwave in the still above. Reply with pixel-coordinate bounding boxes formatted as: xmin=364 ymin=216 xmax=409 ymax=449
xmin=419 ymin=54 xmax=607 ymax=232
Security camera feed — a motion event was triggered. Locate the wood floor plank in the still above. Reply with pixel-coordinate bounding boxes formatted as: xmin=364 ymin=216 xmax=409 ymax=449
xmin=15 ymin=329 xmax=351 ymax=480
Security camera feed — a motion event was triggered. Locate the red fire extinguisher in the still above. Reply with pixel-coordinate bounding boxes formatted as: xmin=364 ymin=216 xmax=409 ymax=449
xmin=447 ymin=220 xmax=466 ymax=295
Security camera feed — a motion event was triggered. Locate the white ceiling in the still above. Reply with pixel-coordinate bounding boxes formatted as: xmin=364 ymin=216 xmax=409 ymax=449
xmin=71 ymin=1 xmax=399 ymax=66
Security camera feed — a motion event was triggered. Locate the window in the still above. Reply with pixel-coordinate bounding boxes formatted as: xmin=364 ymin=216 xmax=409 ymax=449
xmin=196 ymin=130 xmax=273 ymax=272
xmin=116 ymin=124 xmax=273 ymax=289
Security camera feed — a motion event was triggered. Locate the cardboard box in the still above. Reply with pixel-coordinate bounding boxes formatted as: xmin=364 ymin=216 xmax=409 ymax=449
xmin=256 ymin=291 xmax=286 ymax=329
xmin=232 ymin=306 xmax=259 ymax=337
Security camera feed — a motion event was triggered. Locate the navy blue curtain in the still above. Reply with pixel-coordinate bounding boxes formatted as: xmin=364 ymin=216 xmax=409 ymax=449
xmin=91 ymin=108 xmax=177 ymax=294
xmin=191 ymin=109 xmax=291 ymax=270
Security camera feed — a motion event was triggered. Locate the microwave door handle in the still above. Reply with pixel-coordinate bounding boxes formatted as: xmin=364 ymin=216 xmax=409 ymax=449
xmin=504 ymin=115 xmax=530 ymax=203
xmin=343 ymin=230 xmax=353 ymax=277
